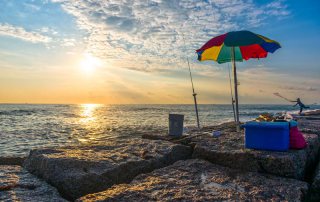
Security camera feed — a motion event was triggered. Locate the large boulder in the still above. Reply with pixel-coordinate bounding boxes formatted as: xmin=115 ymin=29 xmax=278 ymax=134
xmin=142 ymin=122 xmax=320 ymax=180
xmin=192 ymin=132 xmax=319 ymax=180
xmin=310 ymin=158 xmax=320 ymax=201
xmin=0 ymin=165 xmax=66 ymax=202
xmin=24 ymin=138 xmax=192 ymax=200
xmin=77 ymin=159 xmax=308 ymax=202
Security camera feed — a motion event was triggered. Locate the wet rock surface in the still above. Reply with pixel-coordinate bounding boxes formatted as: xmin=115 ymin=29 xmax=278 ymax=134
xmin=0 ymin=156 xmax=26 ymax=166
xmin=24 ymin=138 xmax=192 ymax=200
xmin=78 ymin=159 xmax=308 ymax=202
xmin=0 ymin=165 xmax=66 ymax=202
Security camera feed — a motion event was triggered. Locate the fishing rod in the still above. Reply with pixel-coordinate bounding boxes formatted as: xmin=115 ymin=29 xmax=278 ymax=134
xmin=273 ymin=92 xmax=293 ymax=102
xmin=274 ymin=92 xmax=318 ymax=106
xmin=228 ymin=63 xmax=236 ymax=122
xmin=182 ymin=33 xmax=200 ymax=129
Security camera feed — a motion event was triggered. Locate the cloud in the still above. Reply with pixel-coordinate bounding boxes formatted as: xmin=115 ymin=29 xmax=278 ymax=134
xmin=0 ymin=23 xmax=51 ymax=43
xmin=50 ymin=0 xmax=290 ymax=72
xmin=61 ymin=38 xmax=76 ymax=47
xmin=280 ymin=85 xmax=318 ymax=92
xmin=23 ymin=2 xmax=41 ymax=11
xmin=265 ymin=0 xmax=290 ymax=17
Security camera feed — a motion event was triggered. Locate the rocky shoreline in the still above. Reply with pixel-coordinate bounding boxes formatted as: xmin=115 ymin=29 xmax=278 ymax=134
xmin=1 ymin=117 xmax=320 ymax=201
xmin=0 ymin=165 xmax=66 ymax=201
xmin=23 ymin=138 xmax=192 ymax=200
xmin=78 ymin=159 xmax=309 ymax=202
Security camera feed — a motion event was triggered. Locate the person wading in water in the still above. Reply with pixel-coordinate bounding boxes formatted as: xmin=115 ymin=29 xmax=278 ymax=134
xmin=291 ymin=98 xmax=310 ymax=114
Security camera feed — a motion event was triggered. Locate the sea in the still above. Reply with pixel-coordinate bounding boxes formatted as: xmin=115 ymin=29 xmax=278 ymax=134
xmin=1 ymin=104 xmax=316 ymax=157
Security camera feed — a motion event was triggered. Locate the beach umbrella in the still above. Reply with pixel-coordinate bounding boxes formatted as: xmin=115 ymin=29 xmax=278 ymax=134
xmin=196 ymin=30 xmax=281 ymax=131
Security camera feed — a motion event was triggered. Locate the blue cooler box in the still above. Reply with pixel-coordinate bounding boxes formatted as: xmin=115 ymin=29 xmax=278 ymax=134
xmin=243 ymin=122 xmax=290 ymax=151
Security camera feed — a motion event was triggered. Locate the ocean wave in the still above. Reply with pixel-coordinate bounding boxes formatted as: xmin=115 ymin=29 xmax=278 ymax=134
xmin=0 ymin=109 xmax=37 ymax=116
xmin=61 ymin=112 xmax=81 ymax=118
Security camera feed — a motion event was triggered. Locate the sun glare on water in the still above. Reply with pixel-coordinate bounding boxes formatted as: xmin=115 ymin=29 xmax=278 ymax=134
xmin=80 ymin=103 xmax=100 ymax=122
xmin=79 ymin=54 xmax=102 ymax=73
xmin=77 ymin=103 xmax=102 ymax=143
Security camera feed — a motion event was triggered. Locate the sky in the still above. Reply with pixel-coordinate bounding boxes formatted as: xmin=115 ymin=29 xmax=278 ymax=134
xmin=0 ymin=0 xmax=319 ymax=104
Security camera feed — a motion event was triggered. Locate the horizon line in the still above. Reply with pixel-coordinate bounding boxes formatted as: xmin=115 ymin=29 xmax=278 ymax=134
xmin=0 ymin=103 xmax=304 ymax=105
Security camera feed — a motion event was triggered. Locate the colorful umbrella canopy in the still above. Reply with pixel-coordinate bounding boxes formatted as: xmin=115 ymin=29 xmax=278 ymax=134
xmin=196 ymin=30 xmax=281 ymax=131
xmin=196 ymin=30 xmax=281 ymax=63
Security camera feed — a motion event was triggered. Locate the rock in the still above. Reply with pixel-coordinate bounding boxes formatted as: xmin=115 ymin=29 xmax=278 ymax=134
xmin=77 ymin=159 xmax=308 ymax=202
xmin=0 ymin=165 xmax=66 ymax=201
xmin=142 ymin=122 xmax=237 ymax=145
xmin=309 ymin=158 xmax=320 ymax=202
xmin=142 ymin=122 xmax=320 ymax=180
xmin=0 ymin=156 xmax=26 ymax=166
xmin=24 ymin=138 xmax=192 ymax=200
xmin=304 ymin=134 xmax=320 ymax=180
xmin=142 ymin=132 xmax=188 ymax=142
xmin=192 ymin=132 xmax=320 ymax=180
xmin=298 ymin=118 xmax=320 ymax=136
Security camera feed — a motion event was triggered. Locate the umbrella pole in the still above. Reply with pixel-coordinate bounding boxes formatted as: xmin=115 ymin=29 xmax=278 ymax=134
xmin=228 ymin=64 xmax=236 ymax=123
xmin=231 ymin=47 xmax=240 ymax=132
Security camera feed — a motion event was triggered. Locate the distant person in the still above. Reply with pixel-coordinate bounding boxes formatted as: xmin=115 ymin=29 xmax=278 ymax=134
xmin=291 ymin=98 xmax=309 ymax=114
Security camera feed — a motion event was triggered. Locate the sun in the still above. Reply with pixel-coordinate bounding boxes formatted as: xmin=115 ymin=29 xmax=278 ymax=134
xmin=79 ymin=54 xmax=102 ymax=73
